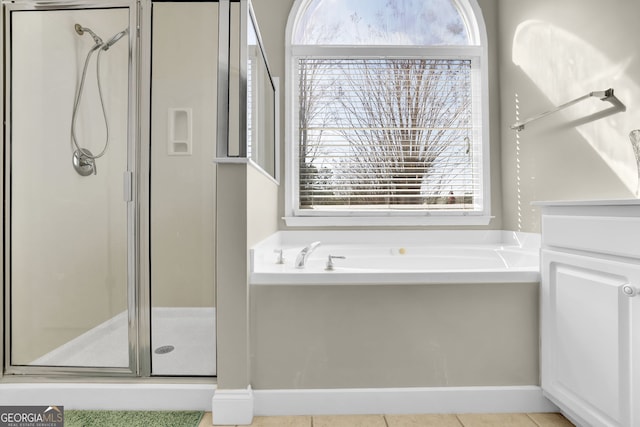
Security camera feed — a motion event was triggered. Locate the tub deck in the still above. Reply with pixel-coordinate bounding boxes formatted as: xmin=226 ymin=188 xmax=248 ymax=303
xmin=251 ymin=231 xmax=540 ymax=285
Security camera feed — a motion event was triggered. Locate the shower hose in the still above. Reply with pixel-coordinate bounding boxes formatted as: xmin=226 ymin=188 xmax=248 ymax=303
xmin=70 ymin=42 xmax=112 ymax=162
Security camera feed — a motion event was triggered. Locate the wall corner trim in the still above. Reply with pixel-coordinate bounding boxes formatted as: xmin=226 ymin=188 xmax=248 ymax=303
xmin=211 ymin=386 xmax=254 ymax=425
xmin=252 ymin=386 xmax=558 ymax=416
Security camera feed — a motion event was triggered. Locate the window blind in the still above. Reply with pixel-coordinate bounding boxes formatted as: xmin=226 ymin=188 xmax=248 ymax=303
xmin=297 ymin=58 xmax=478 ymax=211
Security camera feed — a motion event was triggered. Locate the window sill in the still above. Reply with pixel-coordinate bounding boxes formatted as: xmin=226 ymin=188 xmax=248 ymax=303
xmin=283 ymin=215 xmax=494 ymax=227
xmin=214 ymin=157 xmax=280 ymax=185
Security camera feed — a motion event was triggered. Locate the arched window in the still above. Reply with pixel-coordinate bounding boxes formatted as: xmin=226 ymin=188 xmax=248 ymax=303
xmin=284 ymin=0 xmax=490 ymax=226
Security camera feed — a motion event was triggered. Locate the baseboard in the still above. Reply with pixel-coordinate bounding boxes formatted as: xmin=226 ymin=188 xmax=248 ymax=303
xmin=211 ymin=387 xmax=254 ymax=425
xmin=0 ymin=383 xmax=215 ymax=410
xmin=253 ymin=386 xmax=559 ymax=416
xmin=0 ymin=383 xmax=558 ymax=422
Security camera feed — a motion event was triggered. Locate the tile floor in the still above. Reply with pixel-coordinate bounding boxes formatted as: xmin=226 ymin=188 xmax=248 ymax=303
xmin=199 ymin=412 xmax=575 ymax=427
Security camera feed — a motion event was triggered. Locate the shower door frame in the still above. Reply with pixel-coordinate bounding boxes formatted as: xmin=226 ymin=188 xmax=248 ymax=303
xmin=1 ymin=0 xmax=148 ymax=377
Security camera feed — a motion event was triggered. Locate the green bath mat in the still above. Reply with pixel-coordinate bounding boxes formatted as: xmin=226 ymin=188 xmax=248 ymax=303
xmin=64 ymin=410 xmax=204 ymax=427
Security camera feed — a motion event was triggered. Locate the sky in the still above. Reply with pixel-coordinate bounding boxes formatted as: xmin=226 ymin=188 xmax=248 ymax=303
xmin=295 ymin=0 xmax=469 ymax=45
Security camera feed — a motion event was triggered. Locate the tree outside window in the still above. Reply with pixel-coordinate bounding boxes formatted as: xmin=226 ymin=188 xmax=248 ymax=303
xmin=288 ymin=0 xmax=488 ymax=220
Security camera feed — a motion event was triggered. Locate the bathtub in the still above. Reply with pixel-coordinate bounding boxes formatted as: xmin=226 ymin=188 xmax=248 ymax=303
xmin=250 ymin=230 xmax=540 ymax=285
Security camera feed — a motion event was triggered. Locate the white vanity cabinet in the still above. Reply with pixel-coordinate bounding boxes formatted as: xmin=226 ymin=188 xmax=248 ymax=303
xmin=538 ymin=201 xmax=640 ymax=427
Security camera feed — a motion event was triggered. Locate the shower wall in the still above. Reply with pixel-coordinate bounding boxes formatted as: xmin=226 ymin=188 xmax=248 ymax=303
xmin=150 ymin=2 xmax=217 ymax=309
xmin=9 ymin=8 xmax=130 ymax=364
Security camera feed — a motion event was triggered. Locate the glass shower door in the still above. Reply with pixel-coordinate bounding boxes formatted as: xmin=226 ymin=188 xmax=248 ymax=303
xmin=149 ymin=1 xmax=217 ymax=376
xmin=5 ymin=4 xmax=135 ymax=371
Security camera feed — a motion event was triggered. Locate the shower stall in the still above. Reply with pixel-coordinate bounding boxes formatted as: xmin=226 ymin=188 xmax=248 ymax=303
xmin=2 ymin=0 xmax=220 ymax=379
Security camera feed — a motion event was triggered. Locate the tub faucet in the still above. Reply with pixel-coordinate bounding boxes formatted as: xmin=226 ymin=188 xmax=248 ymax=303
xmin=295 ymin=241 xmax=321 ymax=268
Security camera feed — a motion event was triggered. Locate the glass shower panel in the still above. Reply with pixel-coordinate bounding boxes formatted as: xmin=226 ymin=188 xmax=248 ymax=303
xmin=150 ymin=2 xmax=217 ymax=376
xmin=8 ymin=7 xmax=131 ymax=368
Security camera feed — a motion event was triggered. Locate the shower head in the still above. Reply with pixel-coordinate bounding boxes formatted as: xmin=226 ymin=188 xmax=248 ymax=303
xmin=102 ymin=28 xmax=128 ymax=51
xmin=74 ymin=23 xmax=103 ymax=45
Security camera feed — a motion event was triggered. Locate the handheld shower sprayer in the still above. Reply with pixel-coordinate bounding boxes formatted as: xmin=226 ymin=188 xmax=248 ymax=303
xmin=102 ymin=29 xmax=128 ymax=51
xmin=71 ymin=23 xmax=128 ymax=176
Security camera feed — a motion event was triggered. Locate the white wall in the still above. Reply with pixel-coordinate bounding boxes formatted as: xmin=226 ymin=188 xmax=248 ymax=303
xmin=10 ymin=8 xmax=130 ymax=363
xmin=499 ymin=0 xmax=640 ymax=232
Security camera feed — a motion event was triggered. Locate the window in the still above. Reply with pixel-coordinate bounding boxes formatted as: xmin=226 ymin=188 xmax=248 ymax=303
xmin=285 ymin=0 xmax=490 ymax=226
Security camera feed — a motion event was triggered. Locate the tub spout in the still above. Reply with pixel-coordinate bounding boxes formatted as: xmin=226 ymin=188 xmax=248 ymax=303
xmin=295 ymin=241 xmax=321 ymax=268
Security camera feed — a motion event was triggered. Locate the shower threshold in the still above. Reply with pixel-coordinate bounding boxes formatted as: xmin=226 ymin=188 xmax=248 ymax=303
xmin=31 ymin=307 xmax=216 ymax=376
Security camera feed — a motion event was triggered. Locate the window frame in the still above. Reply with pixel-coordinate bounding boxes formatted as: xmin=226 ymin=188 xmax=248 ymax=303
xmin=284 ymin=0 xmax=492 ymax=227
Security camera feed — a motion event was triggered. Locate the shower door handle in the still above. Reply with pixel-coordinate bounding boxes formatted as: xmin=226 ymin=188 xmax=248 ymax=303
xmin=123 ymin=171 xmax=133 ymax=202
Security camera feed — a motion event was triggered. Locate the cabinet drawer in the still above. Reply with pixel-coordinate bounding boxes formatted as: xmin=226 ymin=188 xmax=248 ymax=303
xmin=542 ymin=215 xmax=640 ymax=258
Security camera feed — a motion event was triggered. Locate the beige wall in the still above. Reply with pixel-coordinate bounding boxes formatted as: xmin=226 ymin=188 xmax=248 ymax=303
xmin=215 ymin=163 xmax=279 ymax=389
xmin=215 ymin=0 xmax=283 ymax=388
xmin=499 ymin=0 xmax=640 ymax=232
xmin=247 ymin=166 xmax=280 ymax=244
xmin=250 ymin=0 xmax=291 ymax=229
xmin=216 ymin=165 xmax=249 ymax=388
xmin=150 ymin=2 xmax=217 ymax=308
xmin=480 ymin=0 xmax=504 ymax=231
xmin=251 ymin=283 xmax=539 ymax=389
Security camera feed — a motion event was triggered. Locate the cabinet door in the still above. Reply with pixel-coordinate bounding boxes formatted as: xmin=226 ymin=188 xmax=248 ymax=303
xmin=541 ymin=250 xmax=639 ymax=427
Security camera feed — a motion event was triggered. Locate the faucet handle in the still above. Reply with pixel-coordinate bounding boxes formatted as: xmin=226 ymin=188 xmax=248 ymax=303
xmin=273 ymin=249 xmax=285 ymax=264
xmin=325 ymin=255 xmax=346 ymax=271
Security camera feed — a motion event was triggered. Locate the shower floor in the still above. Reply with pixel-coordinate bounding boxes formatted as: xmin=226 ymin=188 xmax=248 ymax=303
xmin=32 ymin=307 xmax=216 ymax=376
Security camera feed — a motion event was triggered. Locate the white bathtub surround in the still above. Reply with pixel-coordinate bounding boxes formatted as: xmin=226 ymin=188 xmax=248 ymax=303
xmin=249 ymin=230 xmax=541 ymax=394
xmin=250 ymin=230 xmax=540 ymax=285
